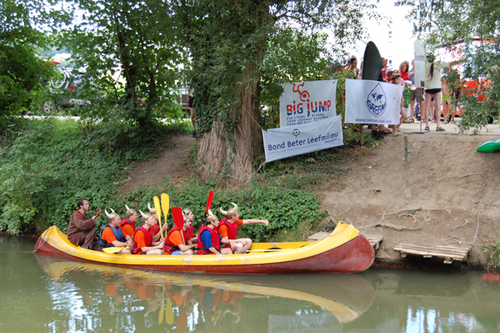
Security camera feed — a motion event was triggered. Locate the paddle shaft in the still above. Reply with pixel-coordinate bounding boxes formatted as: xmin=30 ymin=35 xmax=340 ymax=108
xmin=153 ymin=196 xmax=163 ymax=236
xmin=161 ymin=193 xmax=170 ymax=238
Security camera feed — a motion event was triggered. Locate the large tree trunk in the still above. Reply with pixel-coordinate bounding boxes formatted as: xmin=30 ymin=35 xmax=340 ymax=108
xmin=197 ymin=64 xmax=262 ymax=183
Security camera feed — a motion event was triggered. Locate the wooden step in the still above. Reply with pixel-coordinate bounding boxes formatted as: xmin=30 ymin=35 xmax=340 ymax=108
xmin=364 ymin=233 xmax=384 ymax=250
xmin=394 ymin=242 xmax=471 ymax=264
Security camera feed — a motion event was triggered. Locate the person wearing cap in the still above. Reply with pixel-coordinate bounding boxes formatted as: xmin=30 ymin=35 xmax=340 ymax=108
xmin=218 ymin=203 xmax=269 ymax=254
xmin=100 ymin=208 xmax=132 ymax=254
xmin=385 ymin=66 xmax=395 ymax=83
xmin=196 ymin=212 xmax=232 ymax=255
xmin=67 ymin=198 xmax=102 ymax=251
xmin=164 ymin=211 xmax=196 ymax=255
xmin=120 ymin=204 xmax=138 ymax=240
xmin=132 ymin=211 xmax=164 ymax=255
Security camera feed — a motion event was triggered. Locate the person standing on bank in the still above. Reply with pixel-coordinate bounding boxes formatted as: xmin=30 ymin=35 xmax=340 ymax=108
xmin=67 ymin=198 xmax=102 ymax=251
xmin=424 ymin=51 xmax=448 ymax=131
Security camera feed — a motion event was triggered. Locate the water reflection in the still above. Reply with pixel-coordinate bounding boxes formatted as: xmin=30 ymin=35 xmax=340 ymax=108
xmin=2 ymin=236 xmax=500 ymax=333
xmin=350 ymin=271 xmax=500 ymax=333
xmin=35 ymin=255 xmax=374 ymax=332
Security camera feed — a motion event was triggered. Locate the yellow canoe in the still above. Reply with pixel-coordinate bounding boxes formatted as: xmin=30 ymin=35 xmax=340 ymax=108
xmin=34 ymin=222 xmax=375 ymax=274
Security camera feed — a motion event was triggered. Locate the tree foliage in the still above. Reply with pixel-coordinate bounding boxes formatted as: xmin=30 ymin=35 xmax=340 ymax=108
xmin=181 ymin=0 xmax=371 ymax=182
xmin=61 ymin=0 xmax=189 ymax=128
xmin=0 ymin=0 xmax=69 ymax=127
xmin=0 ymin=118 xmax=192 ymax=235
xmin=402 ymin=0 xmax=500 ymax=131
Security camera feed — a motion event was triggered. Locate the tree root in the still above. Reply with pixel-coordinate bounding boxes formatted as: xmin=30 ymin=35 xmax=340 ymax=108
xmin=437 ymin=173 xmax=479 ymax=182
xmin=367 ymin=223 xmax=422 ymax=231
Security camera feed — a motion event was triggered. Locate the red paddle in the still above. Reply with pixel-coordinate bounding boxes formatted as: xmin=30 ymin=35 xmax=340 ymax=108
xmin=172 ymin=207 xmax=184 ymax=229
xmin=93 ymin=208 xmax=102 ymax=220
xmin=206 ymin=190 xmax=214 ymax=216
xmin=172 ymin=207 xmax=185 ymax=244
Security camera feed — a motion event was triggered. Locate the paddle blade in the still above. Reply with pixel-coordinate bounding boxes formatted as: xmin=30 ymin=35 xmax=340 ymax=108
xmin=165 ymin=297 xmax=174 ymax=325
xmin=153 ymin=196 xmax=162 ymax=224
xmin=161 ymin=193 xmax=170 ymax=222
xmin=172 ymin=207 xmax=184 ymax=229
xmin=102 ymin=246 xmax=126 ymax=254
xmin=206 ymin=190 xmax=214 ymax=216
xmin=158 ymin=298 xmax=165 ymax=324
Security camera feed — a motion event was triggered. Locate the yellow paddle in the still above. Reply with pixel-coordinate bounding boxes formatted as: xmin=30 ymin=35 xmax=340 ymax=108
xmin=153 ymin=195 xmax=163 ymax=237
xmin=102 ymin=246 xmax=128 ymax=254
xmin=161 ymin=193 xmax=170 ymax=237
xmin=165 ymin=295 xmax=174 ymax=325
xmin=158 ymin=286 xmax=165 ymax=324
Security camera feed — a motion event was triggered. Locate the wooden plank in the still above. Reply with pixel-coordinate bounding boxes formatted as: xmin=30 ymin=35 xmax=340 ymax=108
xmin=395 ymin=244 xmax=470 ymax=257
xmin=309 ymin=232 xmax=384 ymax=250
xmin=394 ymin=242 xmax=471 ymax=263
xmin=394 ymin=245 xmax=470 ymax=259
xmin=308 ymin=232 xmax=330 ymax=242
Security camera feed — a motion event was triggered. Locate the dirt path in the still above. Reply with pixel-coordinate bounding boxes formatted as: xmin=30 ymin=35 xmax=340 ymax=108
xmin=119 ymin=124 xmax=500 ymax=267
xmin=118 ymin=135 xmax=197 ymax=193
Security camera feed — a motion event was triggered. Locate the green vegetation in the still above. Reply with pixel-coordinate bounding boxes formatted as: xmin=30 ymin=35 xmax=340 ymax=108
xmin=0 ymin=118 xmax=191 ymax=235
xmin=0 ymin=0 xmax=68 ymax=126
xmin=483 ymin=239 xmax=500 ymax=269
xmin=0 ymin=118 xmax=328 ymax=241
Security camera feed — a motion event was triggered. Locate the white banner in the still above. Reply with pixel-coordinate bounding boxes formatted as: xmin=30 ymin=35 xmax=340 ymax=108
xmin=263 ymin=116 xmax=343 ymax=163
xmin=280 ymin=80 xmax=337 ymax=128
xmin=344 ymin=79 xmax=403 ymax=125
xmin=414 ymin=41 xmax=426 ymax=88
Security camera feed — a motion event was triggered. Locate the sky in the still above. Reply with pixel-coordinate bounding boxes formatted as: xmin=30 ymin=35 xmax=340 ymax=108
xmin=346 ymin=0 xmax=418 ymax=69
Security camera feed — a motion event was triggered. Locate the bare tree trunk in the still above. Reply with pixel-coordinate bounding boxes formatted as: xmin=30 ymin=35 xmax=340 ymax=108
xmin=197 ymin=64 xmax=262 ymax=183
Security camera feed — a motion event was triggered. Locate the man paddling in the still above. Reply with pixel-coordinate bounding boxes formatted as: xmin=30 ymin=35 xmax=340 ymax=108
xmin=164 ymin=211 xmax=196 ymax=255
xmin=219 ymin=203 xmax=269 ymax=254
xmin=132 ymin=211 xmax=164 ymax=255
xmin=100 ymin=208 xmax=132 ymax=254
xmin=147 ymin=202 xmax=168 ymax=240
xmin=197 ymin=211 xmax=232 ymax=255
xmin=67 ymin=198 xmax=101 ymax=251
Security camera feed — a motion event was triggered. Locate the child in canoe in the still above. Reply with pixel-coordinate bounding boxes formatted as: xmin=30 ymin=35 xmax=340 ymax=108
xmin=132 ymin=211 xmax=164 ymax=255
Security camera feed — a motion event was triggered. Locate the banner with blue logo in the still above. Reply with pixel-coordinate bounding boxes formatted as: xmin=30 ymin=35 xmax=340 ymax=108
xmin=280 ymin=80 xmax=337 ymax=128
xmin=345 ymin=79 xmax=403 ymax=125
xmin=262 ymin=116 xmax=343 ymax=163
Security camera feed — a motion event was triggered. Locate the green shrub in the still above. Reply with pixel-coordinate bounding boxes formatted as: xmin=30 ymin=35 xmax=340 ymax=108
xmin=0 ymin=118 xmax=191 ymax=234
xmin=107 ymin=184 xmax=323 ymax=243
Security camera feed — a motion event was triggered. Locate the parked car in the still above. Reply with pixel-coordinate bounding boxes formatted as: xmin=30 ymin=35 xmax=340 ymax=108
xmin=41 ymin=62 xmax=85 ymax=114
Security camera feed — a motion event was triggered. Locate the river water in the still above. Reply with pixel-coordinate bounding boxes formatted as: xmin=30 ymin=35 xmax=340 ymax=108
xmin=1 ymin=235 xmax=499 ymax=333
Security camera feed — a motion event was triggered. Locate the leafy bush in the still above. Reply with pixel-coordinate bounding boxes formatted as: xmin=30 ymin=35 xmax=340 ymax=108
xmin=106 ymin=184 xmax=324 ymax=243
xmin=0 ymin=118 xmax=191 ymax=234
xmin=0 ymin=118 xmax=321 ymax=241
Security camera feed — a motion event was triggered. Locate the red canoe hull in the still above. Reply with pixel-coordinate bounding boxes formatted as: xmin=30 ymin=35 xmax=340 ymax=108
xmin=35 ymin=233 xmax=374 ymax=274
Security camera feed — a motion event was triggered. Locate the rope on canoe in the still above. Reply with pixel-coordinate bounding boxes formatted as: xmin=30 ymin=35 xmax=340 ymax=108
xmin=33 ymin=230 xmax=49 ymax=253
